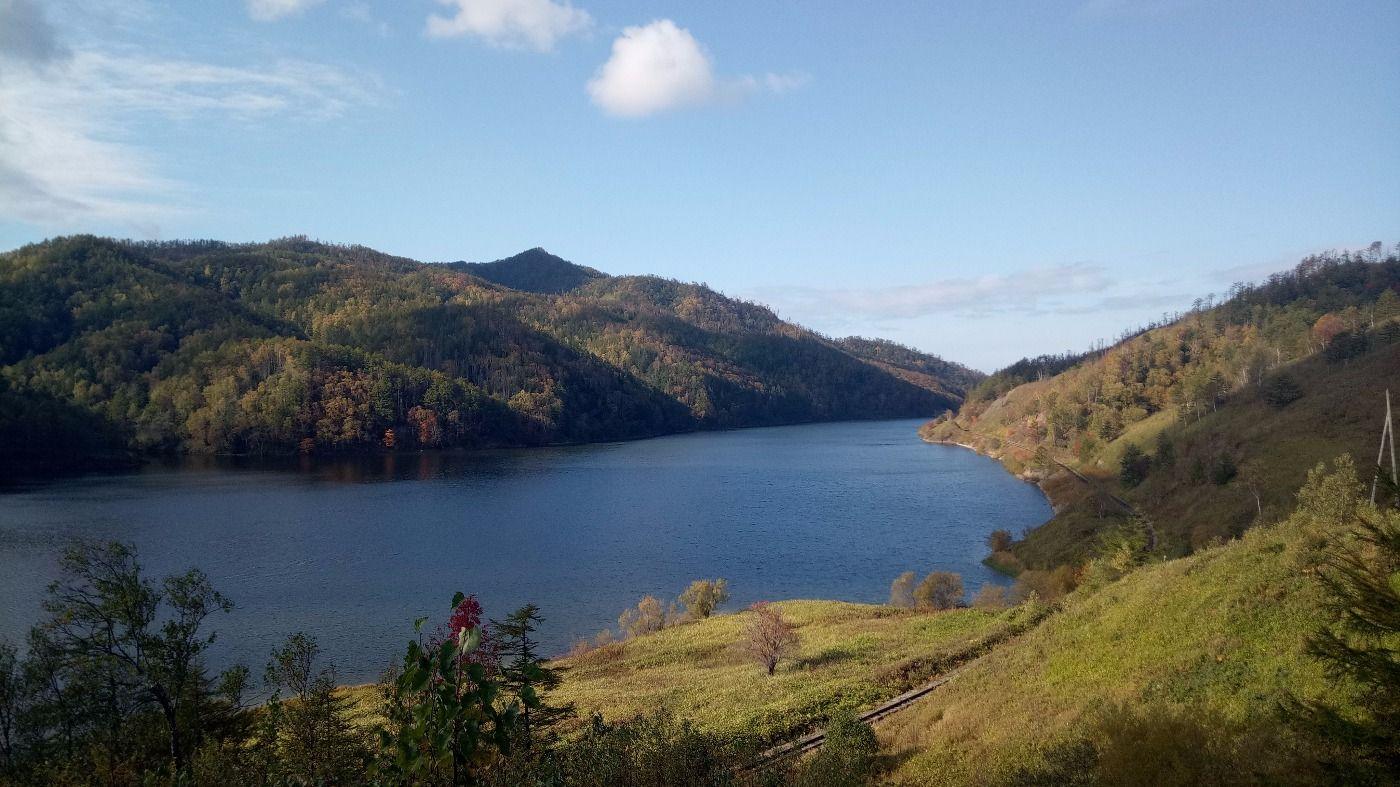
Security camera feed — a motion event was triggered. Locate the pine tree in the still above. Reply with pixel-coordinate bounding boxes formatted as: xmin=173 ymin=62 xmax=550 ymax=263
xmin=492 ymin=604 xmax=573 ymax=748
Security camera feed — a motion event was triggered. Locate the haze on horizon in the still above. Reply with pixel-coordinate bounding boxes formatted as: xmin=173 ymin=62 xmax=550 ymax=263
xmin=0 ymin=0 xmax=1396 ymax=371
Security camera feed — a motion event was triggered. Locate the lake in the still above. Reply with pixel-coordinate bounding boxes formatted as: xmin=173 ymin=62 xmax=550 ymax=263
xmin=0 ymin=419 xmax=1050 ymax=682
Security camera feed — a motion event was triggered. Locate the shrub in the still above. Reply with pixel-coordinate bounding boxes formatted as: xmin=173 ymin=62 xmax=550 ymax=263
xmin=986 ymin=528 xmax=1015 ymax=553
xmin=743 ymin=603 xmax=799 ymax=676
xmin=888 ymin=571 xmax=916 ymax=608
xmin=488 ymin=710 xmax=754 ymax=786
xmin=1013 ymin=564 xmax=1078 ymax=602
xmin=971 ymin=583 xmax=1011 ymax=611
xmin=375 ymin=593 xmax=517 ymax=784
xmin=914 ymin=572 xmax=964 ymax=611
xmin=618 ymin=596 xmax=666 ymax=639
xmin=794 ymin=709 xmax=878 ymax=786
xmin=1211 ymin=454 xmax=1237 ymax=486
xmin=677 ymin=579 xmax=729 ymax=620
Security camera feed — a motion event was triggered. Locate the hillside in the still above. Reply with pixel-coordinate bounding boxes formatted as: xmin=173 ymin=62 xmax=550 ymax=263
xmin=923 ymin=246 xmax=1400 ymax=569
xmin=0 ymin=236 xmax=968 ymax=472
xmin=549 ymin=600 xmax=1034 ymax=743
xmin=876 ymin=458 xmax=1374 ymax=784
xmin=836 ymin=337 xmax=984 ymax=399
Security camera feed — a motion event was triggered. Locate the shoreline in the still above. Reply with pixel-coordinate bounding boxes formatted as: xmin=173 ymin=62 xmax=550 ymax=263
xmin=918 ymin=429 xmax=1065 ymax=513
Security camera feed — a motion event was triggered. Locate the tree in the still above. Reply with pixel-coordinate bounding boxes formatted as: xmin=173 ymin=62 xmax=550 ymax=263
xmin=617 ymin=596 xmax=666 ymax=639
xmin=742 ymin=603 xmax=798 ymax=676
xmin=888 ymin=572 xmax=916 ymax=608
xmin=36 ymin=541 xmax=240 ymax=770
xmin=1373 ymin=288 xmax=1400 ymax=326
xmin=492 ymin=604 xmax=572 ymax=749
xmin=986 ymin=529 xmax=1014 ymax=553
xmin=1262 ymin=373 xmax=1303 ymax=408
xmin=1312 ymin=313 xmax=1346 ymax=348
xmin=0 ymin=642 xmax=19 ymax=773
xmin=677 ymin=579 xmax=729 ymax=620
xmin=1154 ymin=432 xmax=1175 ymax=468
xmin=1291 ymin=465 xmax=1400 ymax=781
xmin=1119 ymin=443 xmax=1150 ymax=487
xmin=914 ymin=572 xmax=964 ymax=611
xmin=263 ymin=633 xmax=367 ymax=784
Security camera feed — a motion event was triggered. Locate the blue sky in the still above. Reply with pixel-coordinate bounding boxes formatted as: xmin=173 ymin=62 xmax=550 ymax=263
xmin=1 ymin=1 xmax=1397 ymax=371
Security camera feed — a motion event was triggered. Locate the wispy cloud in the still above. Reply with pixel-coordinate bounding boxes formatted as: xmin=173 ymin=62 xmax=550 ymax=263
xmin=756 ymin=263 xmax=1121 ymax=321
xmin=426 ymin=0 xmax=592 ymax=52
xmin=587 ymin=19 xmax=805 ymax=118
xmin=246 ymin=0 xmax=325 ymax=23
xmin=0 ymin=10 xmax=381 ymax=233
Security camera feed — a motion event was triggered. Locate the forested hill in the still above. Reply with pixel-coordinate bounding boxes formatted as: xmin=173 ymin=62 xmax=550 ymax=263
xmin=923 ymin=244 xmax=1400 ymax=570
xmin=836 ymin=336 xmax=984 ymax=399
xmin=0 ymin=236 xmax=969 ymax=472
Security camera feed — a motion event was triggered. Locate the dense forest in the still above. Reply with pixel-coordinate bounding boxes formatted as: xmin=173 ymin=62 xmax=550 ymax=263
xmin=0 ymin=237 xmax=977 ymax=473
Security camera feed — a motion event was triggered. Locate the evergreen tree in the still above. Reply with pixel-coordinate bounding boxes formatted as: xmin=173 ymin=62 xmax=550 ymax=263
xmin=491 ymin=604 xmax=573 ymax=749
xmin=1293 ymin=483 xmax=1400 ymax=780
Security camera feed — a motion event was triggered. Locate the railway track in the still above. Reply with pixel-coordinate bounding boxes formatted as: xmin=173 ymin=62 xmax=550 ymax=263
xmin=750 ymin=664 xmax=973 ymax=767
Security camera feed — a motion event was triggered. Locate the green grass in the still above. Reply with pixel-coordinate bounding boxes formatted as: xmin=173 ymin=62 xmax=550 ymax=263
xmin=549 ymin=600 xmax=1029 ymax=742
xmin=876 ymin=504 xmax=1356 ymax=784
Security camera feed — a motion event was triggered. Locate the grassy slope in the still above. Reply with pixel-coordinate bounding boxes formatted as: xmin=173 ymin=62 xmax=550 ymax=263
xmin=877 ymin=505 xmax=1350 ymax=784
xmin=926 ymin=340 xmax=1400 ymax=569
xmin=548 ymin=600 xmax=1031 ymax=742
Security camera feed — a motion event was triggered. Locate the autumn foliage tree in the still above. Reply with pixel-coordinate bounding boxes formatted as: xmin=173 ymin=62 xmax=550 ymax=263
xmin=742 ymin=603 xmax=799 ymax=676
xmin=914 ymin=572 xmax=965 ymax=611
xmin=617 ymin=596 xmax=666 ymax=639
xmin=677 ymin=579 xmax=729 ymax=620
xmin=888 ymin=571 xmax=917 ymax=608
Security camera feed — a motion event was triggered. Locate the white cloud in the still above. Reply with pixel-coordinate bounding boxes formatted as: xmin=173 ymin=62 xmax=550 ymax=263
xmin=587 ymin=20 xmax=805 ymax=118
xmin=425 ymin=0 xmax=591 ymax=52
xmin=246 ymin=0 xmax=325 ymax=22
xmin=0 ymin=49 xmax=380 ymax=231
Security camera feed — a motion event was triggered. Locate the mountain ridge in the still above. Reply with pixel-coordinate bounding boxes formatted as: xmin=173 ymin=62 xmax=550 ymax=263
xmin=0 ymin=235 xmax=973 ymax=472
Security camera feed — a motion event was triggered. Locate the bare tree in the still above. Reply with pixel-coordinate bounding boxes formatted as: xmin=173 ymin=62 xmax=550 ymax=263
xmin=743 ymin=603 xmax=799 ymax=676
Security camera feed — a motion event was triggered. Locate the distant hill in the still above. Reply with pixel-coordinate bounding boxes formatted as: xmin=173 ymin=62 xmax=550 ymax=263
xmin=0 ymin=236 xmax=966 ymax=472
xmin=447 ymin=247 xmax=606 ymax=294
xmin=836 ymin=337 xmax=984 ymax=398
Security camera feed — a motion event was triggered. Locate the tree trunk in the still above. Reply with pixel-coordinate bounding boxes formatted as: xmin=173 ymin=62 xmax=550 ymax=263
xmin=151 ymin=686 xmax=182 ymax=768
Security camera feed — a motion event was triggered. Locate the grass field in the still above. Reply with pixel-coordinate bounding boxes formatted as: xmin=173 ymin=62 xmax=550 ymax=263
xmin=548 ymin=600 xmax=1039 ymax=742
xmin=875 ymin=484 xmax=1360 ymax=785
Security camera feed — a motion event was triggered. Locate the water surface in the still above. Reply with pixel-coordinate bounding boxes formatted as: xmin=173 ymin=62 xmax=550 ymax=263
xmin=0 ymin=419 xmax=1049 ymax=681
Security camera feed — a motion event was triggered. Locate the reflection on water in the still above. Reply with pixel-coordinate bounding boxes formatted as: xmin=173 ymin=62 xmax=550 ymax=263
xmin=0 ymin=419 xmax=1050 ymax=682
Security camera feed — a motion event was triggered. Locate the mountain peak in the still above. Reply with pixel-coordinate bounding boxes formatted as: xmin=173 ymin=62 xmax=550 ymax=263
xmin=450 ymin=248 xmax=607 ymax=294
